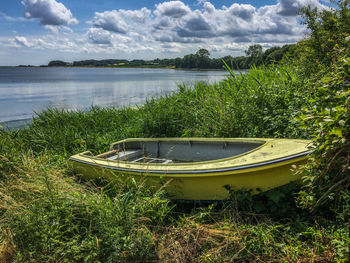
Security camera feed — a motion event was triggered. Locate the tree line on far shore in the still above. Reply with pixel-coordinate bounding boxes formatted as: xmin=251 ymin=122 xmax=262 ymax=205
xmin=47 ymin=44 xmax=295 ymax=70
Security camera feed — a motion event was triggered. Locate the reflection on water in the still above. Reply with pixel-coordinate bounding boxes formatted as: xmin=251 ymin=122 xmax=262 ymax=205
xmin=0 ymin=67 xmax=228 ymax=123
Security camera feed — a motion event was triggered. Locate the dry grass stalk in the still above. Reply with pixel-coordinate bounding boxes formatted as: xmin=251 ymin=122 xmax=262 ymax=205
xmin=155 ymin=219 xmax=243 ymax=263
xmin=0 ymin=229 xmax=15 ymax=263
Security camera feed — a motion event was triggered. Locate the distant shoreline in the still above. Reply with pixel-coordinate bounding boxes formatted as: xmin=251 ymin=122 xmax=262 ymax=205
xmin=0 ymin=118 xmax=32 ymax=130
xmin=1 ymin=65 xmax=230 ymax=71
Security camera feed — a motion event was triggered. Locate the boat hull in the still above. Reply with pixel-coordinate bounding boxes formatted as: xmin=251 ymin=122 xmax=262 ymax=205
xmin=70 ymin=138 xmax=310 ymax=200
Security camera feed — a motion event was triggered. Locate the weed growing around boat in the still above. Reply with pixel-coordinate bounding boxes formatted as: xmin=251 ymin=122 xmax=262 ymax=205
xmin=0 ymin=154 xmax=348 ymax=262
xmin=0 ymin=154 xmax=173 ymax=262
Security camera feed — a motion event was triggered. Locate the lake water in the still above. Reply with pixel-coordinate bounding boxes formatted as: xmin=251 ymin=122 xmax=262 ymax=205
xmin=0 ymin=67 xmax=228 ymax=126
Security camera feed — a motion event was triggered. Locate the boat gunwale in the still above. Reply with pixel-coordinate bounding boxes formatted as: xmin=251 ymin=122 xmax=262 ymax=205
xmin=69 ymin=151 xmax=310 ymax=176
xmin=82 ymin=138 xmax=269 ymax=167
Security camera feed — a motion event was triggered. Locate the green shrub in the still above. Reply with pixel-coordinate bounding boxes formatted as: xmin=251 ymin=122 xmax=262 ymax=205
xmin=297 ymin=58 xmax=350 ymax=217
xmin=295 ymin=0 xmax=350 ymax=76
xmin=292 ymin=0 xmax=350 ymax=218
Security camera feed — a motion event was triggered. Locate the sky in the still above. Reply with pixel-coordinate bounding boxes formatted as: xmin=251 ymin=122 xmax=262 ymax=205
xmin=0 ymin=0 xmax=328 ymax=66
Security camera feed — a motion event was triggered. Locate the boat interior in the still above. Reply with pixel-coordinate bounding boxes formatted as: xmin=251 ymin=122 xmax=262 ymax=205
xmin=95 ymin=140 xmax=264 ymax=164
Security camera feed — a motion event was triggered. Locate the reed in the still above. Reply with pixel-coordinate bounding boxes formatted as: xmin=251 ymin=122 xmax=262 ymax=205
xmin=140 ymin=63 xmax=309 ymax=138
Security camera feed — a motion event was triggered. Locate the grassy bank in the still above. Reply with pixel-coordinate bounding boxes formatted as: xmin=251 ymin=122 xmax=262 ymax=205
xmin=1 ymin=156 xmax=347 ymax=262
xmin=1 ymin=62 xmax=349 ymax=262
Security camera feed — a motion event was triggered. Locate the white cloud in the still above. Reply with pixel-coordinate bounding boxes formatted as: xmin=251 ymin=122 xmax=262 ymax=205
xmin=176 ymin=11 xmax=214 ymax=38
xmin=223 ymin=42 xmax=247 ymax=52
xmin=90 ymin=7 xmax=154 ymax=41
xmin=21 ymin=0 xmax=78 ymax=26
xmin=277 ymin=0 xmax=327 ymax=16
xmin=44 ymin=25 xmax=59 ymax=34
xmin=44 ymin=25 xmax=73 ymax=34
xmin=14 ymin=36 xmax=31 ymax=47
xmin=87 ymin=28 xmax=112 ymax=45
xmin=154 ymin=1 xmax=191 ymax=18
xmin=0 ymin=11 xmax=27 ymax=22
xmin=225 ymin=3 xmax=256 ymax=21
xmin=8 ymin=34 xmax=79 ymax=51
xmin=118 ymin=8 xmax=151 ymax=24
xmin=146 ymin=1 xmax=310 ymax=44
xmin=81 ymin=0 xmax=327 ymax=56
xmin=203 ymin=2 xmax=215 ymax=14
xmin=91 ymin=10 xmax=128 ymax=34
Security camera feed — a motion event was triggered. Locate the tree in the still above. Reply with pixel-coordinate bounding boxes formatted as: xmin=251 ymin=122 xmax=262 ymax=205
xmin=174 ymin=57 xmax=183 ymax=68
xmin=296 ymin=0 xmax=350 ymax=74
xmin=245 ymin=44 xmax=263 ymax=67
xmin=196 ymin=48 xmax=210 ymax=58
xmin=195 ymin=49 xmax=211 ymax=68
xmin=182 ymin=54 xmax=197 ymax=68
xmin=48 ymin=60 xmax=68 ymax=67
xmin=245 ymin=44 xmax=262 ymax=58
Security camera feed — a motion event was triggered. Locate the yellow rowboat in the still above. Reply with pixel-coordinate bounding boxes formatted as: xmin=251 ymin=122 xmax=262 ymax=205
xmin=69 ymin=138 xmax=311 ymax=200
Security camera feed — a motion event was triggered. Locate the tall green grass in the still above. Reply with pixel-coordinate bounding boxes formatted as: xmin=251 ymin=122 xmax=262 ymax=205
xmin=141 ymin=63 xmax=309 ymax=138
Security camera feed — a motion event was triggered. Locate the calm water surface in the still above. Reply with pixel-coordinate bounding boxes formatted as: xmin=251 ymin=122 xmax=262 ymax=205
xmin=0 ymin=67 xmax=228 ymax=124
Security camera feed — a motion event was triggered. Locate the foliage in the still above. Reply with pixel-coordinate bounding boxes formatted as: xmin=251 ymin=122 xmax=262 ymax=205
xmin=141 ymin=63 xmax=308 ymax=139
xmin=224 ymin=183 xmax=302 ymax=219
xmin=0 ymin=154 xmax=348 ymax=262
xmin=295 ymin=0 xmax=350 ymax=75
xmin=196 ymin=48 xmax=210 ymax=58
xmin=71 ymin=59 xmax=129 ymax=67
xmin=297 ymin=58 xmax=350 ymax=216
xmin=175 ymin=45 xmax=294 ymax=69
xmin=47 ymin=60 xmax=69 ymax=67
xmin=264 ymin=45 xmax=295 ymax=64
xmin=245 ymin=44 xmax=263 ymax=66
xmin=292 ymin=0 xmax=350 ymax=218
xmin=19 ymin=107 xmax=139 ymax=155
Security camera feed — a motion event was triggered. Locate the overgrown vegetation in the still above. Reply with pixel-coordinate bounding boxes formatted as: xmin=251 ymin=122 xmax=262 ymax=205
xmin=294 ymin=0 xmax=350 ymax=218
xmin=1 ymin=1 xmax=350 ymax=262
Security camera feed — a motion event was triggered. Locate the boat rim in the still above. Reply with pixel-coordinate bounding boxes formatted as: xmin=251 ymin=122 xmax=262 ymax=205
xmin=85 ymin=137 xmax=269 ymax=166
xmin=69 ymin=151 xmax=310 ymax=176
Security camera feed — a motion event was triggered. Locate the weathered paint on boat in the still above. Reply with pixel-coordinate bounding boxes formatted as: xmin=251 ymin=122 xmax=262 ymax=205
xmin=69 ymin=138 xmax=311 ymax=200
